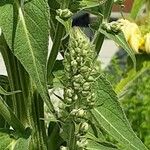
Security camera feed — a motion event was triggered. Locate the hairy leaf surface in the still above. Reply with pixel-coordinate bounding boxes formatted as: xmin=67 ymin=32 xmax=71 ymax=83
xmin=0 ymin=129 xmax=30 ymax=150
xmin=87 ymin=140 xmax=119 ymax=150
xmin=0 ymin=0 xmax=53 ymax=111
xmin=91 ymin=75 xmax=148 ymax=150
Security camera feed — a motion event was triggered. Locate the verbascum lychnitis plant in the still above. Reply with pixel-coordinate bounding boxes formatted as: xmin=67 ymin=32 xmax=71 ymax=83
xmin=0 ymin=0 xmax=149 ymax=149
xmin=62 ymin=28 xmax=99 ymax=149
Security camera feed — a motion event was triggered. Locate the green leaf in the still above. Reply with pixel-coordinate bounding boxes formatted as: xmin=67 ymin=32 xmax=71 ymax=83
xmin=130 ymin=0 xmax=145 ymax=19
xmin=0 ymin=129 xmax=30 ymax=150
xmin=87 ymin=132 xmax=118 ymax=149
xmin=91 ymin=75 xmax=148 ymax=150
xmin=115 ymin=54 xmax=150 ymax=95
xmin=98 ymin=28 xmax=136 ymax=68
xmin=0 ymin=1 xmax=54 ymax=112
xmin=87 ymin=140 xmax=119 ymax=150
xmin=0 ymin=86 xmax=21 ymax=95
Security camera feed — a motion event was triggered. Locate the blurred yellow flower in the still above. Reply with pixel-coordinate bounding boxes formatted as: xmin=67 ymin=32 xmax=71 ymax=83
xmin=144 ymin=33 xmax=150 ymax=54
xmin=118 ymin=19 xmax=144 ymax=53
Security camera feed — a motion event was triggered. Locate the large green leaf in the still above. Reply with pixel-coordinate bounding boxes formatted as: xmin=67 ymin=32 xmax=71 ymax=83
xmin=0 ymin=1 xmax=54 ymax=111
xmin=91 ymin=75 xmax=148 ymax=150
xmin=98 ymin=28 xmax=136 ymax=68
xmin=0 ymin=129 xmax=30 ymax=150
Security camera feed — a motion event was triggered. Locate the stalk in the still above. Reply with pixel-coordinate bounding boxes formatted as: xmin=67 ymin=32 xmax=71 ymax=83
xmin=0 ymin=36 xmax=28 ymax=125
xmin=93 ymin=0 xmax=114 ymax=55
xmin=47 ymin=0 xmax=71 ymax=77
xmin=0 ymin=96 xmax=26 ymax=133
xmin=29 ymin=89 xmax=47 ymax=150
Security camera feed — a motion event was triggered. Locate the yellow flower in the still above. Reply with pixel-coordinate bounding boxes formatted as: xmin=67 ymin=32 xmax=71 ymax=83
xmin=144 ymin=33 xmax=150 ymax=54
xmin=118 ymin=19 xmax=143 ymax=53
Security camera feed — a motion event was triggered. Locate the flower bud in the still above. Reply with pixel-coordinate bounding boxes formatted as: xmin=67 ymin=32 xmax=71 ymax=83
xmin=76 ymin=138 xmax=88 ymax=148
xmin=101 ymin=22 xmax=111 ymax=32
xmin=73 ymin=74 xmax=83 ymax=83
xmin=66 ymin=89 xmax=73 ymax=98
xmin=71 ymin=60 xmax=78 ymax=67
xmin=71 ymin=109 xmax=86 ymax=118
xmin=66 ymin=98 xmax=72 ymax=104
xmin=73 ymin=94 xmax=78 ymax=101
xmin=87 ymin=76 xmax=95 ymax=82
xmin=76 ymin=57 xmax=81 ymax=63
xmin=82 ymin=91 xmax=90 ymax=97
xmin=73 ymin=82 xmax=81 ymax=90
xmin=81 ymin=49 xmax=88 ymax=56
xmin=56 ymin=9 xmax=73 ymax=20
xmin=83 ymin=82 xmax=91 ymax=91
xmin=79 ymin=122 xmax=89 ymax=134
xmin=76 ymin=109 xmax=86 ymax=117
xmin=80 ymin=66 xmax=89 ymax=73
xmin=64 ymin=64 xmax=71 ymax=72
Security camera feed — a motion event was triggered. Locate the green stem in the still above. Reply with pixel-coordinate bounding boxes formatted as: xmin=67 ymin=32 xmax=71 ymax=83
xmin=0 ymin=36 xmax=28 ymax=125
xmin=47 ymin=23 xmax=64 ymax=77
xmin=68 ymin=121 xmax=76 ymax=150
xmin=47 ymin=0 xmax=70 ymax=78
xmin=93 ymin=0 xmax=114 ymax=55
xmin=17 ymin=62 xmax=31 ymax=127
xmin=29 ymin=88 xmax=47 ymax=150
xmin=0 ymin=96 xmax=26 ymax=133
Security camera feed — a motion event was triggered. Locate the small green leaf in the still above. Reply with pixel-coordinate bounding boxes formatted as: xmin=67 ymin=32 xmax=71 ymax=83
xmin=0 ymin=129 xmax=30 ymax=150
xmin=91 ymin=75 xmax=148 ymax=150
xmin=0 ymin=86 xmax=21 ymax=95
xmin=98 ymin=28 xmax=136 ymax=68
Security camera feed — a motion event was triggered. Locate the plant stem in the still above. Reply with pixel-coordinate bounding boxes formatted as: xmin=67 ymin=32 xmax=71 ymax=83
xmin=0 ymin=36 xmax=29 ymax=125
xmin=47 ymin=0 xmax=70 ymax=78
xmin=30 ymin=89 xmax=47 ymax=150
xmin=93 ymin=0 xmax=114 ymax=55
xmin=68 ymin=121 xmax=76 ymax=150
xmin=0 ymin=96 xmax=26 ymax=133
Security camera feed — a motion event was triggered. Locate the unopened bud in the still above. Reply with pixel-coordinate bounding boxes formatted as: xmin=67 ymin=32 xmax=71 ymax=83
xmin=76 ymin=138 xmax=88 ymax=148
xmin=56 ymin=9 xmax=73 ymax=19
xmin=71 ymin=60 xmax=78 ymax=67
xmin=79 ymin=122 xmax=89 ymax=134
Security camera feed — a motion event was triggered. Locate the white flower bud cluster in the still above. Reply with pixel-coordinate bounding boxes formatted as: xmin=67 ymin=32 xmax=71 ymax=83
xmin=63 ymin=28 xmax=100 ymax=149
xmin=64 ymin=28 xmax=98 ymax=108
